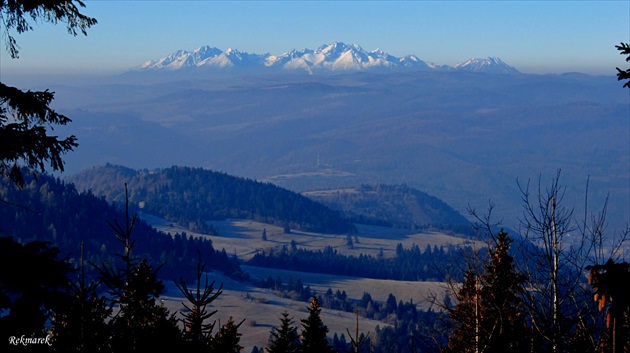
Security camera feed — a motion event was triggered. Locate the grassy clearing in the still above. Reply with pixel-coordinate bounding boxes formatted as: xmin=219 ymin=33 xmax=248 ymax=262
xmin=142 ymin=214 xmax=460 ymax=351
xmin=159 ymin=270 xmax=391 ymax=352
xmin=141 ymin=213 xmax=476 ymax=261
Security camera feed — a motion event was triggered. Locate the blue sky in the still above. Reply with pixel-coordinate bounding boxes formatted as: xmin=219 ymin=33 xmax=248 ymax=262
xmin=1 ymin=1 xmax=629 ymax=76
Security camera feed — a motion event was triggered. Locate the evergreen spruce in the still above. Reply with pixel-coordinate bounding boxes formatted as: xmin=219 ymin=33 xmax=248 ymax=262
xmin=94 ymin=185 xmax=181 ymax=352
xmin=300 ymin=296 xmax=334 ymax=353
xmin=446 ymin=230 xmax=527 ymax=353
xmin=479 ymin=230 xmax=527 ymax=353
xmin=50 ymin=242 xmax=111 ymax=353
xmin=176 ymin=250 xmax=223 ymax=351
xmin=445 ymin=267 xmax=480 ymax=353
xmin=267 ymin=311 xmax=300 ymax=353
xmin=212 ymin=317 xmax=245 ymax=353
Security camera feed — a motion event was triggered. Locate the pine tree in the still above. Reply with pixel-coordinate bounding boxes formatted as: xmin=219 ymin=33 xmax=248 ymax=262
xmin=1 ymin=1 xmax=96 ymax=187
xmin=50 ymin=242 xmax=111 ymax=353
xmin=212 ymin=317 xmax=245 ymax=353
xmin=479 ymin=230 xmax=527 ymax=353
xmin=445 ymin=230 xmax=527 ymax=353
xmin=267 ymin=311 xmax=300 ymax=353
xmin=445 ymin=267 xmax=481 ymax=353
xmin=176 ymin=250 xmax=223 ymax=351
xmin=300 ymin=296 xmax=334 ymax=353
xmin=94 ymin=185 xmax=181 ymax=352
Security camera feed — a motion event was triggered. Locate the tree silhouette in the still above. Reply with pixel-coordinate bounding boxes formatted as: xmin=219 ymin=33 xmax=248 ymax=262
xmin=175 ymin=250 xmax=223 ymax=350
xmin=212 ymin=317 xmax=245 ymax=353
xmin=94 ymin=185 xmax=181 ymax=352
xmin=0 ymin=237 xmax=72 ymax=343
xmin=445 ymin=267 xmax=482 ymax=353
xmin=0 ymin=83 xmax=78 ymax=187
xmin=478 ymin=230 xmax=527 ymax=353
xmin=267 ymin=311 xmax=300 ymax=353
xmin=346 ymin=309 xmax=370 ymax=353
xmin=587 ymin=260 xmax=630 ymax=353
xmin=445 ymin=230 xmax=527 ymax=353
xmin=0 ymin=0 xmax=96 ymax=59
xmin=300 ymin=296 xmax=334 ymax=353
xmin=50 ymin=242 xmax=111 ymax=353
xmin=0 ymin=0 xmax=96 ymax=187
xmin=616 ymin=43 xmax=630 ymax=88
xmin=517 ymin=171 xmax=595 ymax=353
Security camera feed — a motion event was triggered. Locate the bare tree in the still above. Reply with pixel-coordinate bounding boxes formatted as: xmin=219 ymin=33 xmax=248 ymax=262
xmin=516 ymin=170 xmax=623 ymax=353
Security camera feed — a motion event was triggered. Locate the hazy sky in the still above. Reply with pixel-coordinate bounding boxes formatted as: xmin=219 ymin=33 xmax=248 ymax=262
xmin=1 ymin=0 xmax=629 ymax=76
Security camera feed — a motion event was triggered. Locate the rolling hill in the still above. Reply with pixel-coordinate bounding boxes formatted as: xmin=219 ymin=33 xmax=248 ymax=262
xmin=67 ymin=164 xmax=473 ymax=237
xmin=304 ymin=184 xmax=472 ymax=234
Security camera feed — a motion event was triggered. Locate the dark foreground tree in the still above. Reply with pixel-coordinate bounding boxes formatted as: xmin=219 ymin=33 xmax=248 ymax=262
xmin=0 ymin=83 xmax=78 ymax=187
xmin=346 ymin=309 xmax=371 ymax=353
xmin=1 ymin=0 xmax=97 ymax=59
xmin=444 ymin=267 xmax=482 ymax=353
xmin=587 ymin=260 xmax=630 ymax=353
xmin=518 ymin=171 xmax=597 ymax=353
xmin=1 ymin=0 xmax=96 ymax=187
xmin=478 ymin=230 xmax=528 ymax=353
xmin=267 ymin=311 xmax=300 ymax=353
xmin=94 ymin=186 xmax=181 ymax=352
xmin=176 ymin=250 xmax=223 ymax=351
xmin=212 ymin=317 xmax=245 ymax=353
xmin=616 ymin=42 xmax=630 ymax=88
xmin=0 ymin=237 xmax=72 ymax=346
xmin=49 ymin=243 xmax=111 ymax=353
xmin=300 ymin=296 xmax=334 ymax=353
xmin=444 ymin=229 xmax=527 ymax=353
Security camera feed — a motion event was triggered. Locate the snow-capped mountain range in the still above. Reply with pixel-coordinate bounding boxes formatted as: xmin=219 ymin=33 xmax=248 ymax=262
xmin=137 ymin=42 xmax=519 ymax=74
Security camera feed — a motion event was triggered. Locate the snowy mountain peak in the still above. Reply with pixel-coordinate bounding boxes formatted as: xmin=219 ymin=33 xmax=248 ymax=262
xmin=136 ymin=44 xmax=519 ymax=75
xmin=453 ymin=57 xmax=519 ymax=74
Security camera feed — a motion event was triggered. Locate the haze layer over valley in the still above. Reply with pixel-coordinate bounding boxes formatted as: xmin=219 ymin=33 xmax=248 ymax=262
xmin=44 ymin=43 xmax=630 ymax=233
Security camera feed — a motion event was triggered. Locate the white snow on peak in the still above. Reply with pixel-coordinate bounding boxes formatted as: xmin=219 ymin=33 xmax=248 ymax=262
xmin=136 ymin=44 xmax=519 ymax=74
xmin=453 ymin=57 xmax=519 ymax=74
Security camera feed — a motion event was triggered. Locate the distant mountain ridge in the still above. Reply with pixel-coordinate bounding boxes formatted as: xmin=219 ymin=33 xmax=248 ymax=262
xmin=136 ymin=42 xmax=519 ymax=74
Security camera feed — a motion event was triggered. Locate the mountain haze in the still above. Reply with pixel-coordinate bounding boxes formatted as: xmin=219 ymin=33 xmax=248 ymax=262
xmin=53 ymin=62 xmax=629 ymax=235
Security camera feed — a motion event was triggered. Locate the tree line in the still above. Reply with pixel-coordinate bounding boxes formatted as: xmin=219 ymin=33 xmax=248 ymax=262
xmin=248 ymin=241 xmax=475 ymax=281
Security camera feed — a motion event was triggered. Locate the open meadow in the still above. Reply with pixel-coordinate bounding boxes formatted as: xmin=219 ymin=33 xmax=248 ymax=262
xmin=143 ymin=214 xmax=457 ymax=351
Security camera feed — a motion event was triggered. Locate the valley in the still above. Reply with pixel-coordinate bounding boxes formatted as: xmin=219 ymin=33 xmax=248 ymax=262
xmin=51 ymin=70 xmax=630 ymax=235
xmin=143 ymin=214 xmax=456 ymax=351
xmin=140 ymin=214 xmax=475 ymax=261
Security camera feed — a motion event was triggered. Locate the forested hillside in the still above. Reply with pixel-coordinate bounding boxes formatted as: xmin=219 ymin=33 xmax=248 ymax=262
xmin=68 ymin=164 xmax=356 ymax=234
xmin=0 ymin=173 xmax=243 ymax=281
xmin=305 ymin=184 xmax=472 ymax=235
